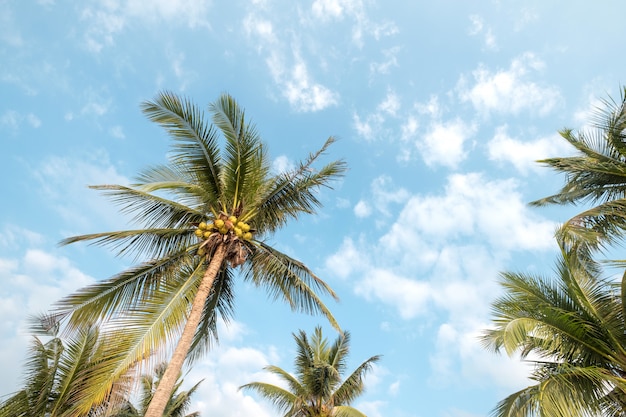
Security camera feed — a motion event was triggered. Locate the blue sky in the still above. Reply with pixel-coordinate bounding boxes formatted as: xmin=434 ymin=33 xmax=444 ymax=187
xmin=2 ymin=1 xmax=626 ymax=416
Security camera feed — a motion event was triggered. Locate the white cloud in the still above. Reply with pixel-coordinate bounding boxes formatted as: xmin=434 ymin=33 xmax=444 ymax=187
xmin=309 ymin=0 xmax=397 ymax=48
xmin=487 ymin=125 xmax=573 ymax=174
xmin=272 ymin=155 xmax=295 ymax=174
xmin=468 ymin=14 xmax=496 ymax=50
xmin=352 ymin=91 xmax=401 ymax=141
xmin=355 ymin=268 xmax=433 ymax=319
xmin=349 ymin=176 xmax=410 ymax=221
xmin=185 ymin=342 xmax=283 ymax=417
xmin=354 ymin=200 xmax=372 ymax=218
xmin=283 ymin=58 xmax=338 ymax=112
xmin=325 ymin=172 xmax=556 ymax=387
xmin=311 ymin=0 xmax=351 ymax=20
xmin=31 ymin=152 xmax=130 ymax=235
xmin=167 ymin=50 xmax=196 ymax=91
xmin=0 ymin=5 xmax=24 ymax=47
xmin=468 ymin=15 xmax=484 ymax=35
xmin=388 ymin=380 xmax=400 ymax=396
xmin=457 ymin=53 xmax=561 ymax=116
xmin=80 ymin=0 xmax=211 ymax=52
xmin=369 ymin=46 xmax=400 ymax=75
xmin=243 ymin=14 xmax=276 ymax=47
xmin=429 ymin=321 xmax=532 ymax=391
xmin=109 ymin=125 xmax=125 ymax=139
xmin=419 ymin=118 xmax=476 ymax=168
xmin=377 ymin=90 xmax=400 ymax=116
xmin=245 ymin=20 xmax=338 ymax=112
xmin=1 ymin=110 xmax=41 ymax=132
xmin=80 ymin=87 xmax=112 ymax=117
xmin=352 ymin=111 xmax=383 ymax=141
xmin=357 ymin=400 xmax=385 ymax=417
xmin=0 ymin=246 xmax=95 ymax=396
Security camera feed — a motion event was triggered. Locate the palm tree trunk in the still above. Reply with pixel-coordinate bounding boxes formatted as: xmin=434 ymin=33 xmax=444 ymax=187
xmin=144 ymin=243 xmax=227 ymax=417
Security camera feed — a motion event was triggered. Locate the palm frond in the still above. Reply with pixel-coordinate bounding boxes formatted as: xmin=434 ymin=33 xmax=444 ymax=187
xmin=332 ymin=405 xmax=368 ymax=417
xmin=239 ymin=381 xmax=298 ymax=414
xmin=244 ymin=242 xmax=340 ymax=331
xmin=256 ymin=138 xmax=347 ymax=234
xmin=333 ymin=355 xmax=381 ymax=406
xmin=51 ymin=248 xmax=194 ymax=329
xmin=210 ymin=93 xmax=271 ymax=216
xmin=141 ymin=91 xmax=223 ymax=204
xmin=60 ymin=227 xmax=196 ymax=262
xmin=491 ymin=364 xmax=617 ymax=417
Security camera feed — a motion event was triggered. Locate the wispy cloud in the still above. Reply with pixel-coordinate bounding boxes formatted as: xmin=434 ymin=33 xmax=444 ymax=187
xmin=79 ymin=0 xmax=212 ymax=53
xmin=468 ymin=14 xmax=497 ymax=50
xmin=1 ymin=110 xmax=41 ymax=132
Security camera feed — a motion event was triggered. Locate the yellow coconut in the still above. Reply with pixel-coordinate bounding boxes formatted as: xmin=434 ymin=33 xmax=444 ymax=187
xmin=198 ymin=222 xmax=207 ymax=230
xmin=228 ymin=215 xmax=237 ymax=223
xmin=243 ymin=232 xmax=253 ymax=240
xmin=194 ymin=229 xmax=204 ymax=237
xmin=203 ymin=231 xmax=212 ymax=239
xmin=214 ymin=219 xmax=225 ymax=228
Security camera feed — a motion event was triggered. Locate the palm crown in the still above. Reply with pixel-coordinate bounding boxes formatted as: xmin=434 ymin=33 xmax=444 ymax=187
xmin=531 ymin=86 xmax=626 ymax=255
xmin=111 ymin=363 xmax=201 ymax=417
xmin=51 ymin=92 xmax=347 ymax=416
xmin=240 ymin=327 xmax=381 ymax=417
xmin=0 ymin=317 xmax=133 ymax=417
xmin=482 ymin=246 xmax=626 ymax=416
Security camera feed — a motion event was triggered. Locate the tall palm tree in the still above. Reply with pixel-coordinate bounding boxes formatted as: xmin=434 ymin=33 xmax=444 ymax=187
xmin=482 ymin=245 xmax=626 ymax=417
xmin=530 ymin=86 xmax=626 ymax=256
xmin=52 ymin=92 xmax=347 ymax=417
xmin=0 ymin=318 xmax=131 ymax=417
xmin=240 ymin=327 xmax=380 ymax=417
xmin=110 ymin=363 xmax=201 ymax=417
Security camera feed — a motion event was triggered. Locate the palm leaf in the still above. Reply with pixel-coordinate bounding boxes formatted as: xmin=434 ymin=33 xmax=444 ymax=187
xmin=244 ymin=242 xmax=340 ymax=331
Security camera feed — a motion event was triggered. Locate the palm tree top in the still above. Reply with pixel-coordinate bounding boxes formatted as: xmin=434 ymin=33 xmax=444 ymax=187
xmin=48 ymin=91 xmax=347 ymax=416
xmin=530 ymin=86 xmax=626 ymax=254
xmin=240 ymin=326 xmax=381 ymax=417
xmin=482 ymin=244 xmax=626 ymax=416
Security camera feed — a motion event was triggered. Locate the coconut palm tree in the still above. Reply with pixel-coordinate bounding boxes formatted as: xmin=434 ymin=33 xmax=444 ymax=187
xmin=240 ymin=327 xmax=380 ymax=417
xmin=110 ymin=363 xmax=201 ymax=417
xmin=482 ymin=245 xmax=626 ymax=417
xmin=51 ymin=92 xmax=347 ymax=417
xmin=0 ymin=317 xmax=131 ymax=417
xmin=530 ymin=86 xmax=626 ymax=257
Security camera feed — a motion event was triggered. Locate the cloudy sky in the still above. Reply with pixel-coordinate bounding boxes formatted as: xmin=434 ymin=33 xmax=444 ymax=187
xmin=2 ymin=1 xmax=625 ymax=416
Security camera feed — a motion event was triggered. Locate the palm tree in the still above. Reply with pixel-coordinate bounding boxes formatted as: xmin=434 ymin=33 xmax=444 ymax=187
xmin=240 ymin=327 xmax=380 ymax=417
xmin=52 ymin=92 xmax=347 ymax=417
xmin=0 ymin=317 xmax=131 ymax=417
xmin=110 ymin=363 xmax=201 ymax=417
xmin=482 ymin=245 xmax=626 ymax=417
xmin=530 ymin=86 xmax=626 ymax=257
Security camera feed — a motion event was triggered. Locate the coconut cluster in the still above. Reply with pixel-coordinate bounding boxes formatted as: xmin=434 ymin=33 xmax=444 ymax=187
xmin=194 ymin=214 xmax=253 ymax=241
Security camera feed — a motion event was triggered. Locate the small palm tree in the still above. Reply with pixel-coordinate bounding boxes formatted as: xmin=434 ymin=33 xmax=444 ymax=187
xmin=482 ymin=245 xmax=626 ymax=417
xmin=110 ymin=363 xmax=201 ymax=417
xmin=530 ymin=86 xmax=626 ymax=257
xmin=52 ymin=92 xmax=347 ymax=417
xmin=240 ymin=327 xmax=380 ymax=417
xmin=0 ymin=318 xmax=131 ymax=417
